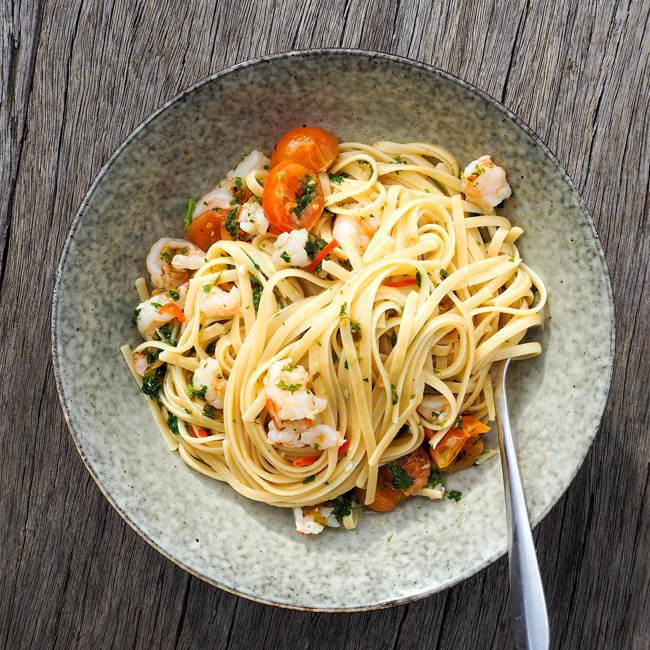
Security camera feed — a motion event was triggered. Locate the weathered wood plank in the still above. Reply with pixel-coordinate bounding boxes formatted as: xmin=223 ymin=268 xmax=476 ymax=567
xmin=1 ymin=0 xmax=649 ymax=648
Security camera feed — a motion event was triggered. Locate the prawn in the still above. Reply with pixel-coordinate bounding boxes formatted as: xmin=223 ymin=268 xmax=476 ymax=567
xmin=272 ymin=229 xmax=311 ymax=267
xmin=460 ymin=155 xmax=511 ymax=212
xmin=201 ymin=286 xmax=241 ymax=319
xmin=332 ymin=212 xmax=379 ymax=254
xmin=146 ymin=238 xmax=205 ymax=289
xmin=293 ymin=505 xmax=339 ymax=535
xmin=417 ymin=394 xmax=452 ymax=428
xmin=264 ymin=360 xmax=326 ymax=421
xmin=191 ymin=358 xmax=227 ymax=409
xmin=267 ymin=420 xmax=343 ymax=450
xmin=239 ymin=201 xmax=269 ymax=236
xmin=134 ymin=285 xmax=187 ymax=341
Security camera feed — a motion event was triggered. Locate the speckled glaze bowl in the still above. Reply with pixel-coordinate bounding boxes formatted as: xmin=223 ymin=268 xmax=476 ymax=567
xmin=52 ymin=50 xmax=614 ymax=611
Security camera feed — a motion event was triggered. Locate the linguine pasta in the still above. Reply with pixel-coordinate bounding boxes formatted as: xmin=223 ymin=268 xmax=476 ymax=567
xmin=122 ymin=134 xmax=546 ymax=533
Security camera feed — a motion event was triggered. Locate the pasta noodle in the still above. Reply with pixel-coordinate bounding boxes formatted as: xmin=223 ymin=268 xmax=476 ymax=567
xmin=124 ymin=134 xmax=546 ymax=533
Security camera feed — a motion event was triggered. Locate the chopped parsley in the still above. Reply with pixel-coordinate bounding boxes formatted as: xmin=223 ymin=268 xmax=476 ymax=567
xmin=132 ymin=308 xmax=141 ymax=326
xmin=141 ymin=363 xmax=166 ymax=403
xmin=225 ymin=207 xmax=241 ymax=240
xmin=276 ymin=380 xmax=301 ymax=393
xmin=188 ymin=383 xmax=208 ymax=401
xmin=160 ymin=251 xmax=171 ymax=262
xmin=350 ymin=320 xmax=362 ymax=341
xmin=328 ymin=172 xmax=351 ymax=184
xmin=184 ymin=198 xmax=196 ymax=229
xmin=203 ymin=284 xmax=212 ymax=293
xmin=331 ymin=349 xmax=339 ymax=364
xmin=167 ymin=414 xmax=179 ymax=435
xmin=304 ymin=232 xmax=329 ymax=271
xmin=416 ymin=271 xmax=422 ymax=288
xmin=363 ymin=377 xmax=369 ymax=383
xmin=429 ymin=177 xmax=450 ymax=196
xmin=203 ymin=404 xmax=218 ymax=419
xmin=531 ymin=284 xmax=538 ymax=295
xmin=292 ymin=175 xmax=318 ymax=219
xmin=344 ymin=359 xmax=349 ymax=370
xmin=157 ymin=322 xmax=177 ymax=346
xmin=205 ymin=342 xmax=216 ymax=355
xmin=168 ymin=289 xmax=180 ymax=301
xmin=425 ymin=468 xmax=444 ymax=489
xmin=391 ymin=384 xmax=399 ymax=405
xmin=448 ymin=490 xmax=462 ymax=502
xmin=331 ymin=491 xmax=359 ymax=518
xmin=387 ymin=461 xmax=415 ymax=492
xmin=247 ymin=253 xmax=261 ymax=271
xmin=456 ymin=415 xmax=463 ymax=430
xmin=233 ymin=177 xmax=242 ymax=188
xmin=151 ymin=302 xmax=163 ymax=310
xmin=280 ymin=251 xmax=291 ymax=264
xmin=440 ymin=269 xmax=448 ymax=279
xmin=251 ymin=276 xmax=263 ymax=311
xmin=390 ymin=331 xmax=397 ymax=346
xmin=340 ymin=302 xmax=348 ymax=317
xmin=302 ymin=475 xmax=316 ymax=484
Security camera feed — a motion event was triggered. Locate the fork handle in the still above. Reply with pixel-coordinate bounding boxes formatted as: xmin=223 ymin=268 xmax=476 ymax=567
xmin=492 ymin=359 xmax=550 ymax=650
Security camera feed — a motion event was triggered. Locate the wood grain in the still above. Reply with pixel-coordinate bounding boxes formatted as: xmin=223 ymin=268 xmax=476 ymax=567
xmin=1 ymin=0 xmax=648 ymax=648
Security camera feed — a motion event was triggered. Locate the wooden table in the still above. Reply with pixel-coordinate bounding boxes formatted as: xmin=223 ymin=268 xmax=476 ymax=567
xmin=2 ymin=1 xmax=648 ymax=648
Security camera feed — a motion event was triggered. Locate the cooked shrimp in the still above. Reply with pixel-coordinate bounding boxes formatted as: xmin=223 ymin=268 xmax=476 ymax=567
xmin=272 ymin=229 xmax=311 ymax=267
xmin=417 ymin=394 xmax=452 ymax=427
xmin=332 ymin=213 xmax=379 ymax=254
xmin=134 ymin=285 xmax=187 ymax=340
xmin=226 ymin=150 xmax=271 ymax=181
xmin=201 ymin=286 xmax=241 ymax=318
xmin=461 ymin=155 xmax=511 ymax=211
xmin=264 ymin=360 xmax=327 ymax=421
xmin=293 ymin=505 xmax=339 ymax=535
xmin=239 ymin=201 xmax=269 ymax=236
xmin=133 ymin=353 xmax=149 ymax=377
xmin=267 ymin=419 xmax=343 ymax=449
xmin=192 ymin=187 xmax=235 ymax=219
xmin=147 ymin=238 xmax=205 ymax=289
xmin=192 ymin=358 xmax=227 ymax=409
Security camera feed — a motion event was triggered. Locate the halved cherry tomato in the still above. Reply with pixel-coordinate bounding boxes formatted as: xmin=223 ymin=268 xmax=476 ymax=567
xmin=446 ymin=437 xmax=484 ymax=472
xmin=384 ymin=278 xmax=417 ymax=288
xmin=270 ymin=127 xmax=339 ymax=172
xmin=262 ymin=160 xmax=324 ymax=232
xmin=293 ymin=457 xmax=318 ymax=467
xmin=186 ymin=208 xmax=240 ymax=249
xmin=355 ymin=447 xmax=430 ymax=512
xmin=430 ymin=415 xmax=490 ymax=471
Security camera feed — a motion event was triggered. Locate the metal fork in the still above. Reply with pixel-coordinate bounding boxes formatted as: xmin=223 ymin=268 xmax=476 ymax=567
xmin=491 ymin=359 xmax=550 ymax=650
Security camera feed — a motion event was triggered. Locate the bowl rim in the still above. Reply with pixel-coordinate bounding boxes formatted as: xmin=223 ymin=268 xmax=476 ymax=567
xmin=51 ymin=47 xmax=616 ymax=612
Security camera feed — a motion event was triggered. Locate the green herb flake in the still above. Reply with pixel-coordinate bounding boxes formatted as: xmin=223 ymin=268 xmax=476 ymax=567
xmin=456 ymin=415 xmax=463 ymax=430
xmin=251 ymin=275 xmax=263 ymax=311
xmin=425 ymin=468 xmax=444 ymax=489
xmin=184 ymin=408 xmax=193 ymax=414
xmin=160 ymin=251 xmax=171 ymax=262
xmin=390 ymin=331 xmax=397 ymax=346
xmin=247 ymin=254 xmax=261 ymax=271
xmin=276 ymin=380 xmax=302 ymax=393
xmin=391 ymin=384 xmax=399 ymax=405
xmin=416 ymin=271 xmax=422 ymax=288
xmin=440 ymin=269 xmax=448 ymax=279
xmin=340 ymin=302 xmax=348 ymax=317
xmin=328 ymin=172 xmax=351 ymax=184
xmin=233 ymin=177 xmax=242 ymax=188
xmin=292 ymin=175 xmax=318 ymax=219
xmin=387 ymin=461 xmax=415 ymax=492
xmin=302 ymin=475 xmax=316 ymax=484
xmin=429 ymin=177 xmax=450 ymax=196
xmin=188 ymin=383 xmax=208 ymax=401
xmin=168 ymin=290 xmax=180 ymax=301
xmin=203 ymin=404 xmax=218 ymax=419
xmin=448 ymin=490 xmax=462 ymax=502
xmin=205 ymin=342 xmax=216 ymax=355
xmin=151 ymin=302 xmax=163 ymax=310
xmin=280 ymin=251 xmax=291 ymax=264
xmin=225 ymin=207 xmax=241 ymax=240
xmin=167 ymin=414 xmax=179 ymax=435
xmin=531 ymin=284 xmax=538 ymax=295
xmin=331 ymin=491 xmax=359 ymax=518
xmin=332 ymin=350 xmax=339 ymax=364
xmin=184 ymin=198 xmax=196 ymax=230
xmin=363 ymin=377 xmax=369 ymax=383
xmin=132 ymin=308 xmax=141 ymax=326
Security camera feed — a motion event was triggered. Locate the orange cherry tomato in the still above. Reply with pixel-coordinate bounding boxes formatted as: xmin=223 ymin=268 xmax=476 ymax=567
xmin=262 ymin=160 xmax=324 ymax=232
xmin=186 ymin=207 xmax=240 ymax=249
xmin=270 ymin=127 xmax=339 ymax=172
xmin=430 ymin=415 xmax=490 ymax=471
xmin=355 ymin=447 xmax=431 ymax=512
xmin=446 ymin=437 xmax=484 ymax=472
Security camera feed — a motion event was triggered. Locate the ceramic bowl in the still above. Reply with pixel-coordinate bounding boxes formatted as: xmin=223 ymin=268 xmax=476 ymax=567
xmin=52 ymin=50 xmax=614 ymax=611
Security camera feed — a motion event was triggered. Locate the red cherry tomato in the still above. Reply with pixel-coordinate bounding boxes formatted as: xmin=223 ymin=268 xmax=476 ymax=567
xmin=186 ymin=208 xmax=240 ymax=249
xmin=262 ymin=160 xmax=324 ymax=232
xmin=270 ymin=127 xmax=339 ymax=173
xmin=430 ymin=416 xmax=490 ymax=471
xmin=355 ymin=447 xmax=431 ymax=512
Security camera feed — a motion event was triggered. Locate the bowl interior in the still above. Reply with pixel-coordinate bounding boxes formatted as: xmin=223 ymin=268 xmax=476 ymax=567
xmin=52 ymin=50 xmax=613 ymax=610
